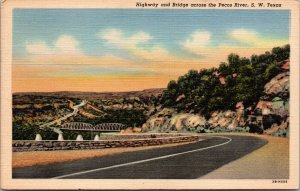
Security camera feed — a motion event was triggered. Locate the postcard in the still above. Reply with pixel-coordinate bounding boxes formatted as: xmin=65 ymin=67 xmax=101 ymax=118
xmin=0 ymin=0 xmax=299 ymax=189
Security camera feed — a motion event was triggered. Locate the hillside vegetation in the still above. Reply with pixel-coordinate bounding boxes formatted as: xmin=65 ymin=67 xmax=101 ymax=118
xmin=160 ymin=45 xmax=289 ymax=115
xmin=143 ymin=45 xmax=290 ymax=136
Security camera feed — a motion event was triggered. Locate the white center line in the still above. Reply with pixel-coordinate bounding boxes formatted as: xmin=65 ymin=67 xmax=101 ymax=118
xmin=52 ymin=136 xmax=232 ymax=179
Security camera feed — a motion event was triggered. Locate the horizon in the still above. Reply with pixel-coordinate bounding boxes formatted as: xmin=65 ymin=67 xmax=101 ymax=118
xmin=13 ymin=87 xmax=166 ymax=94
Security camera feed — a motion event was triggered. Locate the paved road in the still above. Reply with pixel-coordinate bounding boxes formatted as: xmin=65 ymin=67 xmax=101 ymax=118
xmin=13 ymin=135 xmax=267 ymax=179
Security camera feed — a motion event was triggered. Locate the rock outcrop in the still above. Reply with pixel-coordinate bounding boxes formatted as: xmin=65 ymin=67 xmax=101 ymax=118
xmin=207 ymin=110 xmax=237 ymax=129
xmin=142 ymin=110 xmax=206 ymax=132
xmin=259 ymin=71 xmax=289 ymax=136
xmin=264 ymin=72 xmax=289 ymax=96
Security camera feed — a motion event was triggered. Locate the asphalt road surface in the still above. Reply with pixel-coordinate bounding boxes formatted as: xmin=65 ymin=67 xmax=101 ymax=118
xmin=13 ymin=135 xmax=267 ymax=179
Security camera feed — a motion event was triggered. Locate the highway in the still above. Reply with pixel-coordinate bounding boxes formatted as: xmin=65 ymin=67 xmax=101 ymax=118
xmin=12 ymin=135 xmax=267 ymax=179
xmin=39 ymin=100 xmax=86 ymax=134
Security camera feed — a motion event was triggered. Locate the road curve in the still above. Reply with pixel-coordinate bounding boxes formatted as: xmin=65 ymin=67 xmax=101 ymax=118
xmin=12 ymin=135 xmax=267 ymax=179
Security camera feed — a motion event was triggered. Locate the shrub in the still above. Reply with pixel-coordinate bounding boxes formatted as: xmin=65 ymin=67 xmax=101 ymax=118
xmin=272 ymin=129 xmax=289 ymax=137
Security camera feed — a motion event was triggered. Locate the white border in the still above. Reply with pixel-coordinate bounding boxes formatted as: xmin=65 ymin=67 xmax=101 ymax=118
xmin=1 ymin=0 xmax=299 ymax=189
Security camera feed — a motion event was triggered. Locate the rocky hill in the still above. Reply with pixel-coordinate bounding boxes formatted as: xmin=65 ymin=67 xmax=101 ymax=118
xmin=14 ymin=88 xmax=165 ymax=100
xmin=142 ymin=45 xmax=290 ymax=137
xmin=142 ymin=70 xmax=289 ymax=136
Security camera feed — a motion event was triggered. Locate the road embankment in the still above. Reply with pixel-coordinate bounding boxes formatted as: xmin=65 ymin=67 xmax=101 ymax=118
xmin=12 ymin=134 xmax=200 ymax=152
xmin=13 ymin=133 xmax=201 ymax=168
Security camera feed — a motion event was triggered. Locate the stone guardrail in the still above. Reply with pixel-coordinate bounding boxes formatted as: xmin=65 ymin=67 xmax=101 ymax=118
xmin=12 ymin=134 xmax=201 ymax=152
xmin=88 ymin=133 xmax=185 ymax=140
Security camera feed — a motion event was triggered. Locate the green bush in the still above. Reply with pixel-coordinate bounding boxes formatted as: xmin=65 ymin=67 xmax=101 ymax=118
xmin=232 ymin=126 xmax=250 ymax=133
xmin=272 ymin=129 xmax=289 ymax=137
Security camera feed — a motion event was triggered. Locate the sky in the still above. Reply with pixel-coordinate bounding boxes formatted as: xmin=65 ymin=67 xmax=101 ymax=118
xmin=13 ymin=9 xmax=290 ymax=92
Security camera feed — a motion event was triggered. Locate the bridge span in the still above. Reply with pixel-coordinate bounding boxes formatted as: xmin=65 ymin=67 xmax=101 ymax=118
xmin=60 ymin=122 xmax=127 ymax=132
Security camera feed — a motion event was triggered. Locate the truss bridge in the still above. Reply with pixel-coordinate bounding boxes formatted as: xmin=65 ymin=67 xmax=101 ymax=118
xmin=94 ymin=123 xmax=127 ymax=132
xmin=60 ymin=122 xmax=127 ymax=132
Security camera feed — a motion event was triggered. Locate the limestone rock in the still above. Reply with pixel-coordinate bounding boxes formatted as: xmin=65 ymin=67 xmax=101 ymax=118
xmin=142 ymin=112 xmax=206 ymax=132
xmin=207 ymin=110 xmax=236 ymax=129
xmin=264 ymin=72 xmax=289 ymax=95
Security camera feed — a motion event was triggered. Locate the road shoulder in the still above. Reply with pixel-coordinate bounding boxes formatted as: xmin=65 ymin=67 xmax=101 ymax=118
xmin=201 ymin=133 xmax=289 ymax=179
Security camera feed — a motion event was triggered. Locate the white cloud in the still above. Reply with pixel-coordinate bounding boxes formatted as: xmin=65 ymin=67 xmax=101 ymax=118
xmin=26 ymin=41 xmax=54 ymax=55
xmin=99 ymin=28 xmax=152 ymax=50
xmin=133 ymin=45 xmax=170 ymax=62
xmin=54 ymin=35 xmax=81 ymax=55
xmin=229 ymin=28 xmax=288 ymax=48
xmin=230 ymin=28 xmax=258 ymax=43
xmin=26 ymin=35 xmax=81 ymax=56
xmin=98 ymin=28 xmax=172 ymax=62
xmin=181 ymin=31 xmax=211 ymax=55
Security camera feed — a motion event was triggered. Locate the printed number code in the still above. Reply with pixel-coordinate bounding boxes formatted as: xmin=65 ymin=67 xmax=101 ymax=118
xmin=272 ymin=180 xmax=288 ymax=183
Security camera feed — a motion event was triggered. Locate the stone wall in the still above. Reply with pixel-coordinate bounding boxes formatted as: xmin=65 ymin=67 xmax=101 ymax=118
xmin=12 ymin=134 xmax=200 ymax=152
xmin=95 ymin=133 xmax=184 ymax=140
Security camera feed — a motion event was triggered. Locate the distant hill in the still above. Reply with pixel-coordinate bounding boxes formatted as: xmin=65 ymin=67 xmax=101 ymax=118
xmin=13 ymin=88 xmax=165 ymax=100
xmin=12 ymin=88 xmax=164 ymax=140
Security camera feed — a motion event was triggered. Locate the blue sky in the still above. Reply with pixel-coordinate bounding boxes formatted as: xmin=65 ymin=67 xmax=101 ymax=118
xmin=13 ymin=9 xmax=289 ymax=57
xmin=12 ymin=9 xmax=290 ymax=92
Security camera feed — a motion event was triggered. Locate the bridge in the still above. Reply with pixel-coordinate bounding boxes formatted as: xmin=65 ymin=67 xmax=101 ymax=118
xmin=94 ymin=123 xmax=127 ymax=132
xmin=60 ymin=122 xmax=127 ymax=132
xmin=61 ymin=122 xmax=94 ymax=131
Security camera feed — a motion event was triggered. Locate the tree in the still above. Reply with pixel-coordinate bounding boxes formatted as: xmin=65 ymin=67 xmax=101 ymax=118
xmin=272 ymin=44 xmax=290 ymax=61
xmin=264 ymin=62 xmax=282 ymax=80
xmin=159 ymin=44 xmax=290 ymax=117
